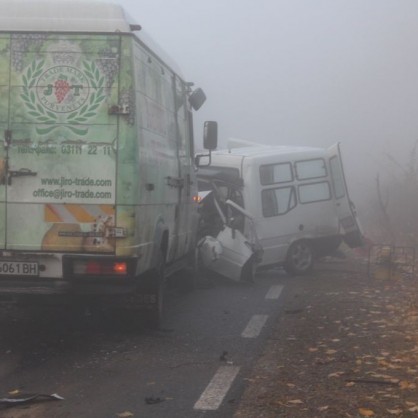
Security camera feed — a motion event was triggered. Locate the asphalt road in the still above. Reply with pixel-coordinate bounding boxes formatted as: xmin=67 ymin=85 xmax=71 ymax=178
xmin=0 ymin=268 xmax=295 ymax=418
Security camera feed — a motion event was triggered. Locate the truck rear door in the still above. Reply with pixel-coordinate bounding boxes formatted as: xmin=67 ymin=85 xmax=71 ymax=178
xmin=328 ymin=143 xmax=363 ymax=248
xmin=0 ymin=34 xmax=8 ymax=250
xmin=1 ymin=34 xmax=118 ymax=253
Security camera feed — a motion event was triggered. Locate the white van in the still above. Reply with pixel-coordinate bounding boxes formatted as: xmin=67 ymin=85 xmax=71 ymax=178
xmin=197 ymin=140 xmax=363 ymax=275
xmin=0 ymin=0 xmax=216 ymax=327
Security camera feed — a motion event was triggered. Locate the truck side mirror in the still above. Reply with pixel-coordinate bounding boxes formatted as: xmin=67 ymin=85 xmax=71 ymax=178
xmin=204 ymin=121 xmax=217 ymax=150
xmin=189 ymin=88 xmax=206 ymax=111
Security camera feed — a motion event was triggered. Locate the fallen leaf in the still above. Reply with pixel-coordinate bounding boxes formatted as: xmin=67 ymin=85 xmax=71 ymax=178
xmin=326 ymin=349 xmax=337 ymax=355
xmin=408 ymin=406 xmax=418 ymax=412
xmin=328 ymin=372 xmax=343 ymax=378
xmin=386 ymin=409 xmax=403 ymax=415
xmin=318 ymin=405 xmax=329 ymax=411
xmin=288 ymin=399 xmax=303 ymax=404
xmin=399 ymin=380 xmax=415 ymax=390
xmin=116 ymin=412 xmax=134 ymax=418
xmin=378 ymin=359 xmax=390 ymax=367
xmin=8 ymin=389 xmax=20 ymax=395
xmin=308 ymin=347 xmax=319 ymax=352
xmin=359 ymin=408 xmax=375 ymax=417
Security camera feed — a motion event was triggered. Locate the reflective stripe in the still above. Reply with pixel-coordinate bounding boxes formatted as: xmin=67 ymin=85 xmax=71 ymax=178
xmin=45 ymin=204 xmax=114 ymax=223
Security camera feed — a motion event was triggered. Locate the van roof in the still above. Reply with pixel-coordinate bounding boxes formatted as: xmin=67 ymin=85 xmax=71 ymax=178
xmin=0 ymin=0 xmax=133 ymax=32
xmin=214 ymin=145 xmax=326 ymax=159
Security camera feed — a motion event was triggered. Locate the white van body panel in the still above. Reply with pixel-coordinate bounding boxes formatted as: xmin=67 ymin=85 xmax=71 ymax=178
xmin=204 ymin=141 xmax=362 ymax=269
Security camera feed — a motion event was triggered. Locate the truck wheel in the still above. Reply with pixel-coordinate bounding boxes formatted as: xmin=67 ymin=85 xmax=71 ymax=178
xmin=284 ymin=240 xmax=313 ymax=276
xmin=145 ymin=250 xmax=166 ymax=329
xmin=177 ymin=248 xmax=199 ymax=292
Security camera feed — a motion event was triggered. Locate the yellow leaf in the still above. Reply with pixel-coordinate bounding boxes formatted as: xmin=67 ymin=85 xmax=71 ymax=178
xmin=308 ymin=347 xmax=319 ymax=352
xmin=328 ymin=371 xmax=343 ymax=378
xmin=326 ymin=349 xmax=337 ymax=355
xmin=386 ymin=409 xmax=403 ymax=416
xmin=345 ymin=381 xmax=355 ymax=387
xmin=399 ymin=380 xmax=415 ymax=390
xmin=8 ymin=389 xmax=20 ymax=395
xmin=318 ymin=405 xmax=329 ymax=411
xmin=359 ymin=407 xmax=375 ymax=416
xmin=117 ymin=412 xmax=134 ymax=418
xmin=288 ymin=399 xmax=303 ymax=404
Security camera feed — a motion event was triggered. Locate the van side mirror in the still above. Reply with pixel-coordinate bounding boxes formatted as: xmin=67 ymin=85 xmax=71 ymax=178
xmin=204 ymin=121 xmax=217 ymax=150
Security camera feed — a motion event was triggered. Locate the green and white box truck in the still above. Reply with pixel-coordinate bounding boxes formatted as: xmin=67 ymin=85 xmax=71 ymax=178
xmin=0 ymin=0 xmax=215 ymax=327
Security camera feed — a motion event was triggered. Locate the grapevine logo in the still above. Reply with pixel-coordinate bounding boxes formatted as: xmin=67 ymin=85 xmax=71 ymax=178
xmin=37 ymin=66 xmax=89 ymax=112
xmin=21 ymin=60 xmax=106 ymax=135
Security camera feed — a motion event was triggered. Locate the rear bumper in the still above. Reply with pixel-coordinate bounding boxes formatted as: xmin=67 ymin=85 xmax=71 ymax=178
xmin=0 ymin=277 xmax=140 ymax=297
xmin=0 ymin=253 xmax=142 ymax=297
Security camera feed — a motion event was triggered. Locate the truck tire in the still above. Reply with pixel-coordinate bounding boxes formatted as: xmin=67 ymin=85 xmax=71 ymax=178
xmin=284 ymin=240 xmax=313 ymax=276
xmin=176 ymin=248 xmax=199 ymax=293
xmin=145 ymin=249 xmax=166 ymax=329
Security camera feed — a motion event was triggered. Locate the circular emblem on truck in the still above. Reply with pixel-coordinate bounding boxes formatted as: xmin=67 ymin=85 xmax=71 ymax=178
xmin=21 ymin=60 xmax=106 ymax=135
xmin=36 ymin=66 xmax=90 ymax=113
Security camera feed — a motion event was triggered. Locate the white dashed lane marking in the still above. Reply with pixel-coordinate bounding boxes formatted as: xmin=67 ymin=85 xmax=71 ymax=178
xmin=194 ymin=284 xmax=285 ymax=411
xmin=193 ymin=365 xmax=241 ymax=410
xmin=241 ymin=314 xmax=268 ymax=338
xmin=265 ymin=284 xmax=284 ymax=300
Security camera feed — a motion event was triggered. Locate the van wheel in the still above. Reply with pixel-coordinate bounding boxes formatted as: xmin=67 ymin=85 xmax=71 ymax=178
xmin=284 ymin=240 xmax=313 ymax=276
xmin=145 ymin=250 xmax=166 ymax=329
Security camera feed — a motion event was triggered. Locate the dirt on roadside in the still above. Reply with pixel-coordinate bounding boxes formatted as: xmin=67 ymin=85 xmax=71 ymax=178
xmin=234 ymin=255 xmax=418 ymax=418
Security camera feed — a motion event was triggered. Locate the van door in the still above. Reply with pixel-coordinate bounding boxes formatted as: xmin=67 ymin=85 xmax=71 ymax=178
xmin=328 ymin=143 xmax=363 ymax=247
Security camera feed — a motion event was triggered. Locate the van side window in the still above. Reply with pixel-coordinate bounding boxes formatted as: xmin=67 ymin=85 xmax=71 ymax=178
xmin=295 ymin=159 xmax=327 ymax=180
xmin=262 ymin=187 xmax=296 ymax=217
xmin=329 ymin=156 xmax=346 ymax=199
xmin=298 ymin=182 xmax=331 ymax=203
xmin=259 ymin=163 xmax=293 ymax=185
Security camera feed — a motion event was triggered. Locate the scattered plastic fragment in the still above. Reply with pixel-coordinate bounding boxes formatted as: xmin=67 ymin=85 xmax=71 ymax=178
xmin=145 ymin=397 xmax=164 ymax=405
xmin=0 ymin=392 xmax=64 ymax=407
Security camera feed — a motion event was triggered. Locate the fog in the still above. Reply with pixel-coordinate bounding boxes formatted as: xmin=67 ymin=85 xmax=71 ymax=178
xmin=118 ymin=0 xmax=418 ymax=236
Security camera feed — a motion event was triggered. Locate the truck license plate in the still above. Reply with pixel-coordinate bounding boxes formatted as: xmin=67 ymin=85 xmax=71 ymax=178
xmin=0 ymin=261 xmax=39 ymax=276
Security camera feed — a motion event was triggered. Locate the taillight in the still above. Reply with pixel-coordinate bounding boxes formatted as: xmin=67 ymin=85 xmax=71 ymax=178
xmin=72 ymin=259 xmax=129 ymax=277
xmin=114 ymin=262 xmax=127 ymax=275
xmin=86 ymin=261 xmax=101 ymax=274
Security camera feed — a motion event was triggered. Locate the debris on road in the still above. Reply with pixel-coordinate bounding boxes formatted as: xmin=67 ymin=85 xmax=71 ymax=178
xmin=0 ymin=392 xmax=64 ymax=408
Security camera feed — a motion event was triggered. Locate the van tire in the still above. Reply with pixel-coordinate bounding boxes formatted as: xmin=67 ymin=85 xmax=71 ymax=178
xmin=284 ymin=240 xmax=313 ymax=276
